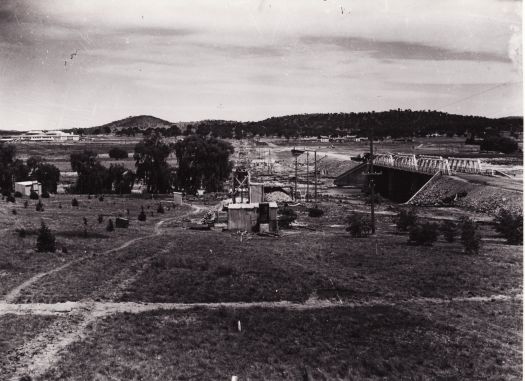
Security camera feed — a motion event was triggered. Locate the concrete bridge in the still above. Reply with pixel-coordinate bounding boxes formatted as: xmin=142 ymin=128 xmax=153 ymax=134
xmin=334 ymin=154 xmax=493 ymax=203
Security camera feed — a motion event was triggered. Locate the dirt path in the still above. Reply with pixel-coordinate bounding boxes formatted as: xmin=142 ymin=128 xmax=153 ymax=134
xmin=0 ymin=293 xmax=519 ymax=317
xmin=1 ymin=203 xmax=203 ymax=304
xmin=3 ymin=202 xmax=209 ymax=380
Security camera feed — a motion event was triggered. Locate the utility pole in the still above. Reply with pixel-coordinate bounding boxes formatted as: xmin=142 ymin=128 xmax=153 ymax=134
xmin=314 ymin=150 xmax=318 ymax=204
xmin=369 ymin=133 xmax=376 ymax=234
xmin=294 ymin=154 xmax=298 ymax=201
xmin=306 ymin=151 xmax=309 ymax=202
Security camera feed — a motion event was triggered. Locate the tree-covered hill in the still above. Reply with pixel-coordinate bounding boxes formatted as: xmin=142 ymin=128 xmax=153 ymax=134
xmin=64 ymin=110 xmax=523 ymax=139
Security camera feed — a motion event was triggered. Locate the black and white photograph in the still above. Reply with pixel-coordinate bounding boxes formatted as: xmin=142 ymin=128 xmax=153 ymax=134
xmin=0 ymin=1 xmax=523 ymax=380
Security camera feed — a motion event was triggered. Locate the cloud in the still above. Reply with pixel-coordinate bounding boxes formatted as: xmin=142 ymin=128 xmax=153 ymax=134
xmin=302 ymin=36 xmax=510 ymax=63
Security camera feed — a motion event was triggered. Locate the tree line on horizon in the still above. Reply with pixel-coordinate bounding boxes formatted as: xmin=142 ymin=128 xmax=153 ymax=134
xmin=65 ymin=109 xmax=523 ymax=140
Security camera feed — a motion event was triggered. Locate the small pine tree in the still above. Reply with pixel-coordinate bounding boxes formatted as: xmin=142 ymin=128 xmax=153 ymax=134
xmin=409 ymin=222 xmax=439 ymax=246
xmin=23 ymin=200 xmax=28 ymax=208
xmin=138 ymin=207 xmax=147 ymax=221
xmin=308 ymin=207 xmax=324 ymax=218
xmin=106 ymin=219 xmax=114 ymax=232
xmin=460 ymin=217 xmax=482 ymax=255
xmin=29 ymin=191 xmax=39 ymax=200
xmin=278 ymin=206 xmax=297 ymax=229
xmin=98 ymin=214 xmax=103 ymax=223
xmin=157 ymin=203 xmax=165 ymax=214
xmin=12 ymin=209 xmax=17 ymax=215
xmin=396 ymin=209 xmax=418 ymax=231
xmin=494 ymin=209 xmax=523 ymax=245
xmin=35 ymin=200 xmax=44 ymax=212
xmin=36 ymin=221 xmax=56 ymax=252
xmin=346 ymin=213 xmax=371 ymax=238
xmin=98 ymin=195 xmax=104 ymax=202
xmin=440 ymin=220 xmax=458 ymax=243
xmin=71 ymin=198 xmax=79 ymax=207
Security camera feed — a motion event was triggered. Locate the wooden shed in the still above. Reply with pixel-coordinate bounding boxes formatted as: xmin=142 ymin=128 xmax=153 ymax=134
xmin=227 ymin=202 xmax=278 ymax=232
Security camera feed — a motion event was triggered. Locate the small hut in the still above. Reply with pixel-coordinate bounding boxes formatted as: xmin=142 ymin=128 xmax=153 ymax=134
xmin=227 ymin=202 xmax=278 ymax=232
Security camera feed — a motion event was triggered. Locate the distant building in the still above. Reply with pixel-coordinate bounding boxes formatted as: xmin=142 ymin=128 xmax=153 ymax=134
xmin=19 ymin=130 xmax=80 ymax=142
xmin=318 ymin=136 xmax=330 ymax=143
xmin=15 ymin=181 xmax=42 ymax=196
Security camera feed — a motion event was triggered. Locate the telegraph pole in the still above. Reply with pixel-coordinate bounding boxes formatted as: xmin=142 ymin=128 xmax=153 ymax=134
xmin=314 ymin=151 xmax=318 ymax=204
xmin=366 ymin=124 xmax=381 ymax=234
xmin=306 ymin=151 xmax=309 ymax=202
xmin=294 ymin=154 xmax=298 ymax=201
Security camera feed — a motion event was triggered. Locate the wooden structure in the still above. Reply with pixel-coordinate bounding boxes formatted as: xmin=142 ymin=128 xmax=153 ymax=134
xmin=227 ymin=202 xmax=278 ymax=232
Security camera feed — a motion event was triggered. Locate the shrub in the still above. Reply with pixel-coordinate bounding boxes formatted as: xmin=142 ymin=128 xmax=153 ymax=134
xmin=106 ymin=219 xmax=114 ymax=232
xmin=36 ymin=221 xmax=56 ymax=252
xmin=409 ymin=222 xmax=439 ymax=246
xmin=41 ymin=191 xmax=50 ymax=198
xmin=494 ymin=209 xmax=523 ymax=245
xmin=71 ymin=198 xmax=79 ymax=207
xmin=396 ymin=209 xmax=417 ymax=231
xmin=35 ymin=200 xmax=44 ymax=212
xmin=6 ymin=194 xmax=15 ymax=203
xmin=29 ymin=191 xmax=39 ymax=200
xmin=61 ymin=246 xmax=68 ymax=254
xmin=157 ymin=203 xmax=165 ymax=214
xmin=480 ymin=136 xmax=518 ymax=154
xmin=87 ymin=194 xmax=92 ymax=199
xmin=346 ymin=213 xmax=371 ymax=238
xmin=14 ymin=191 xmax=22 ymax=198
xmin=440 ymin=220 xmax=458 ymax=243
xmin=23 ymin=200 xmax=28 ymax=208
xmin=278 ymin=206 xmax=297 ymax=228
xmin=11 ymin=209 xmax=17 ymax=215
xmin=308 ymin=207 xmax=324 ymax=218
xmin=98 ymin=195 xmax=104 ymax=202
xmin=460 ymin=217 xmax=482 ymax=255
xmin=98 ymin=214 xmax=103 ymax=223
xmin=138 ymin=207 xmax=147 ymax=221
xmin=17 ymin=228 xmax=26 ymax=238
xmin=108 ymin=147 xmax=128 ymax=159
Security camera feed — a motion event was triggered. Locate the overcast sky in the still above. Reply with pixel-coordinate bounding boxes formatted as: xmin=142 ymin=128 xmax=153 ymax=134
xmin=0 ymin=0 xmax=522 ymax=130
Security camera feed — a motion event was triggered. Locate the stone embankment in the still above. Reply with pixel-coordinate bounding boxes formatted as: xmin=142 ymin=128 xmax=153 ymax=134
xmin=408 ymin=175 xmax=522 ymax=215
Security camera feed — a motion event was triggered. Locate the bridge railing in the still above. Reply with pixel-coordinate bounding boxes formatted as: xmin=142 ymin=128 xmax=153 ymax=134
xmin=373 ymin=154 xmax=493 ymax=176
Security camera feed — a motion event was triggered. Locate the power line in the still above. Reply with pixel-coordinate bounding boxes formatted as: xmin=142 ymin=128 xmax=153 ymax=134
xmin=440 ymin=82 xmax=512 ymax=108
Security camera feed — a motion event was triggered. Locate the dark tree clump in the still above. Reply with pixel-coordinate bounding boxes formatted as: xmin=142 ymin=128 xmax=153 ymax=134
xmin=174 ymin=135 xmax=234 ymax=194
xmin=134 ymin=133 xmax=174 ymax=194
xmin=108 ymin=147 xmax=129 ymax=159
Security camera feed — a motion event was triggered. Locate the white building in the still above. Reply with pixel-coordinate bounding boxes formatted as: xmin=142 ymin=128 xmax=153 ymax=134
xmin=19 ymin=130 xmax=80 ymax=142
xmin=15 ymin=181 xmax=42 ymax=196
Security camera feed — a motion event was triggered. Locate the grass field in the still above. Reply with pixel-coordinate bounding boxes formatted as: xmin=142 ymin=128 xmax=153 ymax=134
xmin=0 ymin=163 xmax=522 ymax=379
xmin=38 ymin=301 xmax=521 ymax=380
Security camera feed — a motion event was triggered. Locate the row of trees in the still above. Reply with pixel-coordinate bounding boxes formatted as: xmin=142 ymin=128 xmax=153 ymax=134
xmin=0 ymin=143 xmax=60 ymax=195
xmin=70 ymin=134 xmax=234 ymax=195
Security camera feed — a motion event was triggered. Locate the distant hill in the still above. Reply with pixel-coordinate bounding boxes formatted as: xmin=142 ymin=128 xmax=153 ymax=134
xmin=63 ymin=110 xmax=523 ymax=139
xmin=64 ymin=115 xmax=176 ymax=135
